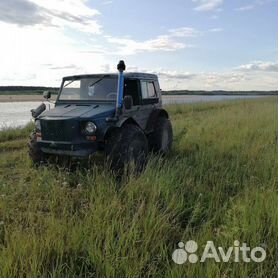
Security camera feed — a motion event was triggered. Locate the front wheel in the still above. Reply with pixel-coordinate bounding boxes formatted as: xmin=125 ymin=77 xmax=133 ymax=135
xmin=148 ymin=117 xmax=173 ymax=154
xmin=105 ymin=124 xmax=148 ymax=173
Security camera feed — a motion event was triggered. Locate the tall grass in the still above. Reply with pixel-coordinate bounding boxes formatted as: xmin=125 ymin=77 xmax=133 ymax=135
xmin=0 ymin=122 xmax=33 ymax=143
xmin=0 ymin=97 xmax=277 ymax=277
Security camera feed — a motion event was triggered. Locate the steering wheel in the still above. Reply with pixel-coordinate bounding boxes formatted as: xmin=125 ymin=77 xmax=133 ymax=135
xmin=106 ymin=92 xmax=117 ymax=100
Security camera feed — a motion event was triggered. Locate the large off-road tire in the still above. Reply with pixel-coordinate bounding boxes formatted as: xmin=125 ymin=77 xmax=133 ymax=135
xmin=28 ymin=132 xmax=46 ymax=164
xmin=105 ymin=124 xmax=148 ymax=173
xmin=148 ymin=117 xmax=173 ymax=154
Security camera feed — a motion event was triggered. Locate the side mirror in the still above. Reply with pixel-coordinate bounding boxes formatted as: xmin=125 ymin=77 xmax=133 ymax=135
xmin=43 ymin=91 xmax=51 ymax=99
xmin=123 ymin=95 xmax=133 ymax=110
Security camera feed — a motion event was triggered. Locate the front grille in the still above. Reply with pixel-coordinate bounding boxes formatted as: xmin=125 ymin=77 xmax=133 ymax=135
xmin=41 ymin=119 xmax=79 ymax=141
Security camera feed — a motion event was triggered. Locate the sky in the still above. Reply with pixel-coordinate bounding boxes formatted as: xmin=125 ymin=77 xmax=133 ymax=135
xmin=0 ymin=0 xmax=277 ymax=90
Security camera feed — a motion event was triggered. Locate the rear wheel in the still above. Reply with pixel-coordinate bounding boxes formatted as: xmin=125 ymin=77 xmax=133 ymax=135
xmin=105 ymin=124 xmax=148 ymax=173
xmin=28 ymin=131 xmax=46 ymax=164
xmin=148 ymin=117 xmax=173 ymax=154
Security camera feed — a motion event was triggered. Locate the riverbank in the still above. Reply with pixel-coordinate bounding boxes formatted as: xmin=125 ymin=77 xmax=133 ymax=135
xmin=0 ymin=93 xmax=273 ymax=102
xmin=0 ymin=95 xmax=50 ymax=102
xmin=163 ymin=90 xmax=278 ymax=96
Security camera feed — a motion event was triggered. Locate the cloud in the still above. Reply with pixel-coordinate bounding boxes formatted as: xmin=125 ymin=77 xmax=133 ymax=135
xmin=0 ymin=0 xmax=46 ymax=26
xmin=107 ymin=35 xmax=187 ymax=55
xmin=129 ymin=62 xmax=278 ymax=91
xmin=0 ymin=0 xmax=275 ymax=92
xmin=157 ymin=70 xmax=245 ymax=84
xmin=200 ymin=72 xmax=247 ymax=85
xmin=237 ymin=61 xmax=278 ymax=72
xmin=168 ymin=27 xmax=200 ymax=37
xmin=192 ymin=0 xmax=223 ymax=12
xmin=110 ymin=65 xmax=196 ymax=80
xmin=105 ymin=27 xmax=199 ymax=55
xmin=49 ymin=64 xmax=81 ymax=70
xmin=235 ymin=0 xmax=272 ymax=12
xmin=208 ymin=27 xmax=223 ymax=32
xmin=0 ymin=21 xmax=108 ymax=86
xmin=235 ymin=5 xmax=255 ymax=11
xmin=0 ymin=0 xmax=102 ymax=34
xmin=159 ymin=69 xmax=278 ymax=91
xmin=50 ymin=61 xmax=278 ymax=91
xmin=102 ymin=0 xmax=113 ymax=5
xmin=197 ymin=70 xmax=277 ymax=90
xmin=157 ymin=71 xmax=196 ymax=80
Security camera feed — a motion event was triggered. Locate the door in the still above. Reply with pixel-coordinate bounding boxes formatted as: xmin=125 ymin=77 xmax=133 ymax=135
xmin=137 ymin=80 xmax=159 ymax=129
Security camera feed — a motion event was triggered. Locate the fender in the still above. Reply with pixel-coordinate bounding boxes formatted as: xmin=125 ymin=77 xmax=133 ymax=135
xmin=117 ymin=116 xmax=139 ymax=128
xmin=145 ymin=109 xmax=169 ymax=133
xmin=103 ymin=117 xmax=139 ymax=140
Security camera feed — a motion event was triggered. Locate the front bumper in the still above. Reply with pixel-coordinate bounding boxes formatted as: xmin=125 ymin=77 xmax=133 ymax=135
xmin=38 ymin=140 xmax=97 ymax=157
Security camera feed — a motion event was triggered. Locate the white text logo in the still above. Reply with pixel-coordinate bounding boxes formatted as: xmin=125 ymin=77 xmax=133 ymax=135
xmin=172 ymin=240 xmax=266 ymax=264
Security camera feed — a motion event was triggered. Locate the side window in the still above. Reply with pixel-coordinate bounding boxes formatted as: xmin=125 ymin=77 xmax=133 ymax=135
xmin=141 ymin=81 xmax=157 ymax=99
xmin=141 ymin=81 xmax=148 ymax=99
xmin=147 ymin=82 xmax=156 ymax=98
xmin=124 ymin=79 xmax=140 ymax=105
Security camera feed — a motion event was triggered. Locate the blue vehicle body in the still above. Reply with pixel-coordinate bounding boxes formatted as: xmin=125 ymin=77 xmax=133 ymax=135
xmin=34 ymin=69 xmax=168 ymax=158
xmin=37 ymin=103 xmax=116 ymax=156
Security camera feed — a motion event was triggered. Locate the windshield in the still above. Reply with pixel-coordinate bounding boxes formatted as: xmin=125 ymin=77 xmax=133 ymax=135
xmin=59 ymin=77 xmax=118 ymax=101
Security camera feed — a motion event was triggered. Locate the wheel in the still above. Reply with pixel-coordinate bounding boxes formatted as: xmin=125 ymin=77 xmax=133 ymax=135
xmin=28 ymin=131 xmax=46 ymax=164
xmin=148 ymin=117 xmax=173 ymax=154
xmin=105 ymin=124 xmax=148 ymax=173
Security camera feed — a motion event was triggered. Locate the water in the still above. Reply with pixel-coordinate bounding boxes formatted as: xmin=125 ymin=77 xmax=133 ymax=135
xmin=0 ymin=102 xmax=53 ymax=130
xmin=162 ymin=94 xmax=262 ymax=104
xmin=0 ymin=95 xmax=263 ymax=129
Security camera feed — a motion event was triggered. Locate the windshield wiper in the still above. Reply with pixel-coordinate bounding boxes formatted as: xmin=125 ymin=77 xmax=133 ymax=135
xmin=89 ymin=76 xmax=105 ymax=87
xmin=64 ymin=80 xmax=75 ymax=88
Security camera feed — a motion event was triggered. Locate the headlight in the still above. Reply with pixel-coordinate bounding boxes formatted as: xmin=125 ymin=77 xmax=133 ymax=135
xmin=84 ymin=122 xmax=97 ymax=134
xmin=35 ymin=120 xmax=41 ymax=131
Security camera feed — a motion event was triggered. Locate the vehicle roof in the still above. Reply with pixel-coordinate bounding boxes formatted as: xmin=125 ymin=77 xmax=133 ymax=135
xmin=63 ymin=72 xmax=158 ymax=81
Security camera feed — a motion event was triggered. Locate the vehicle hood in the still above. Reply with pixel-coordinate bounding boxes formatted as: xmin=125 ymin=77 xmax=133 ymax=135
xmin=39 ymin=103 xmax=115 ymax=120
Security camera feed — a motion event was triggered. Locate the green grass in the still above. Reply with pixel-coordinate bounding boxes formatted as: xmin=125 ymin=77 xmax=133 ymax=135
xmin=0 ymin=97 xmax=278 ymax=277
xmin=0 ymin=122 xmax=33 ymax=143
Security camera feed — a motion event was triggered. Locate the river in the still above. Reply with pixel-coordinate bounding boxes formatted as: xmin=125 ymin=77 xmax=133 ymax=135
xmin=0 ymin=95 xmax=264 ymax=129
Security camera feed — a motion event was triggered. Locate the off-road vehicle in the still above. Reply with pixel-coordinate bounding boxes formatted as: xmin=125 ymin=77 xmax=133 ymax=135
xmin=29 ymin=61 xmax=173 ymax=171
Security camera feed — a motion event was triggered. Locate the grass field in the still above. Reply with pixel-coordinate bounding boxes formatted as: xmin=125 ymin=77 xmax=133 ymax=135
xmin=0 ymin=98 xmax=277 ymax=278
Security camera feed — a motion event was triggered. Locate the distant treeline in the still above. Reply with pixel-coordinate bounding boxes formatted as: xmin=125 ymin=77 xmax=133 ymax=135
xmin=162 ymin=90 xmax=278 ymax=95
xmin=0 ymin=86 xmax=59 ymax=95
xmin=0 ymin=86 xmax=277 ymax=96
